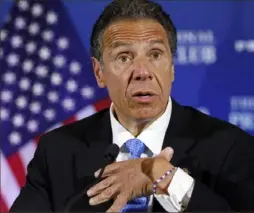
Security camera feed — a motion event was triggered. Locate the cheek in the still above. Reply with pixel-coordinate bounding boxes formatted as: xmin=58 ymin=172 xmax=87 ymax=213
xmin=105 ymin=63 xmax=131 ymax=87
xmin=153 ymin=61 xmax=172 ymax=84
xmin=104 ymin=68 xmax=127 ymax=96
xmin=109 ymin=61 xmax=133 ymax=76
xmin=104 ymin=63 xmax=122 ymax=81
xmin=152 ymin=57 xmax=171 ymax=72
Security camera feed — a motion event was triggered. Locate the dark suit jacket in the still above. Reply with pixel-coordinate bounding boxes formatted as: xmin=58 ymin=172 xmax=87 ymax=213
xmin=10 ymin=99 xmax=254 ymax=212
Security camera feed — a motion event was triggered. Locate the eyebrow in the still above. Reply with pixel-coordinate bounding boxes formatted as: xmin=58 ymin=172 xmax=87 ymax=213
xmin=109 ymin=41 xmax=132 ymax=49
xmin=109 ymin=39 xmax=165 ymax=49
xmin=149 ymin=39 xmax=165 ymax=46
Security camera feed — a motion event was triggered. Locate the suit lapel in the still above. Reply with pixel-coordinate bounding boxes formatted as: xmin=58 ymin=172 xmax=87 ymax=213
xmin=85 ymin=108 xmax=112 ymax=147
xmin=76 ymin=108 xmax=113 ymax=179
xmin=162 ymin=99 xmax=195 ymax=167
xmin=71 ymin=109 xmax=114 ymax=212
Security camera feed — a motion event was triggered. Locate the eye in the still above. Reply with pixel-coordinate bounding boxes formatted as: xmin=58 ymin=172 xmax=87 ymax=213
xmin=150 ymin=50 xmax=162 ymax=59
xmin=117 ymin=53 xmax=131 ymax=63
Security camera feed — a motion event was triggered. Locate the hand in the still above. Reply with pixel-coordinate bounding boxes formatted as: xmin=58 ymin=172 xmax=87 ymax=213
xmin=87 ymin=147 xmax=174 ymax=212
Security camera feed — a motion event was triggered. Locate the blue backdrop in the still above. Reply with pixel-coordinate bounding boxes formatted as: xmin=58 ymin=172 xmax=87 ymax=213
xmin=1 ymin=0 xmax=254 ymax=135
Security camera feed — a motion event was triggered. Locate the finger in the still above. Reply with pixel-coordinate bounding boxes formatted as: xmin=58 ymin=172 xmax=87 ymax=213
xmin=158 ymin=147 xmax=174 ymax=161
xmin=98 ymin=161 xmax=129 ymax=178
xmin=89 ymin=183 xmax=120 ymax=206
xmin=87 ymin=175 xmax=117 ymax=197
xmin=94 ymin=169 xmax=101 ymax=178
xmin=106 ymin=194 xmax=128 ymax=213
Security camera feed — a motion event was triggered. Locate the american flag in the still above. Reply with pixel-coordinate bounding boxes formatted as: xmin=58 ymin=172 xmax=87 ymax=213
xmin=0 ymin=0 xmax=110 ymax=212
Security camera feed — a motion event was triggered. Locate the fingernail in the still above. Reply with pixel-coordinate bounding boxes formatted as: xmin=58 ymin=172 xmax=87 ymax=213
xmin=89 ymin=198 xmax=95 ymax=205
xmin=94 ymin=170 xmax=100 ymax=177
xmin=87 ymin=190 xmax=92 ymax=196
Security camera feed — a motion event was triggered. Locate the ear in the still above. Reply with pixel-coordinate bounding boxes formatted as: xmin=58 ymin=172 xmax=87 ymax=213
xmin=91 ymin=57 xmax=105 ymax=88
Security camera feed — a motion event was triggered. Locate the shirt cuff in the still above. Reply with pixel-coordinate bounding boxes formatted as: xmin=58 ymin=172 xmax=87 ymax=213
xmin=154 ymin=167 xmax=195 ymax=212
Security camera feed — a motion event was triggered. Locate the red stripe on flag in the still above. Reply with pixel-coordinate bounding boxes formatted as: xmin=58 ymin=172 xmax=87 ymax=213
xmin=94 ymin=98 xmax=111 ymax=112
xmin=63 ymin=116 xmax=77 ymax=125
xmin=0 ymin=195 xmax=8 ymax=213
xmin=7 ymin=153 xmax=26 ymax=188
xmin=34 ymin=134 xmax=43 ymax=145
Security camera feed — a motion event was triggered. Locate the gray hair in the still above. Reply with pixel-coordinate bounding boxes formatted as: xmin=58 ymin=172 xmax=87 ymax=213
xmin=90 ymin=0 xmax=177 ymax=63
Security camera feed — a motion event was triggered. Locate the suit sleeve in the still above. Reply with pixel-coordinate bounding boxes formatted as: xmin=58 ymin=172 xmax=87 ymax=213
xmin=10 ymin=135 xmax=52 ymax=212
xmin=185 ymin=132 xmax=254 ymax=212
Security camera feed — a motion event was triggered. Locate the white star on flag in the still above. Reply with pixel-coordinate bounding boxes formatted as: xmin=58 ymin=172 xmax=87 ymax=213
xmin=22 ymin=59 xmax=34 ymax=72
xmin=0 ymin=30 xmax=8 ymax=41
xmin=15 ymin=96 xmax=28 ymax=109
xmin=47 ymin=11 xmax=58 ymax=24
xmin=11 ymin=35 xmax=23 ymax=48
xmin=69 ymin=60 xmax=81 ymax=74
xmin=32 ymin=4 xmax=43 ymax=17
xmin=30 ymin=102 xmax=41 ymax=114
xmin=29 ymin=22 xmax=40 ymax=35
xmin=18 ymin=0 xmax=29 ymax=11
xmin=1 ymin=90 xmax=13 ymax=103
xmin=9 ymin=132 xmax=22 ymax=145
xmin=12 ymin=114 xmax=25 ymax=128
xmin=7 ymin=53 xmax=19 ymax=66
xmin=42 ymin=30 xmax=54 ymax=42
xmin=3 ymin=72 xmax=16 ymax=84
xmin=57 ymin=37 xmax=69 ymax=49
xmin=26 ymin=41 xmax=36 ymax=54
xmin=27 ymin=120 xmax=38 ymax=132
xmin=39 ymin=47 xmax=51 ymax=60
xmin=19 ymin=78 xmax=31 ymax=91
xmin=0 ymin=108 xmax=9 ymax=120
xmin=15 ymin=17 xmax=26 ymax=30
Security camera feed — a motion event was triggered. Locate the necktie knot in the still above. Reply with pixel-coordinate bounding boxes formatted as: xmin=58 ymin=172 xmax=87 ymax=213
xmin=125 ymin=138 xmax=146 ymax=158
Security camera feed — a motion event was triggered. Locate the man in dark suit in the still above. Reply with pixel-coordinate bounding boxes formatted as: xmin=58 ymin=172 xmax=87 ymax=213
xmin=10 ymin=0 xmax=254 ymax=212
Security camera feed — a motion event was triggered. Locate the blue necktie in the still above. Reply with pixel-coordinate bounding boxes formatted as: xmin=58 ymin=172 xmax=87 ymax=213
xmin=120 ymin=139 xmax=149 ymax=212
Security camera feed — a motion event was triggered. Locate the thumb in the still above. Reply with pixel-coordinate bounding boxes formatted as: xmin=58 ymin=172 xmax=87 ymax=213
xmin=158 ymin=147 xmax=174 ymax=161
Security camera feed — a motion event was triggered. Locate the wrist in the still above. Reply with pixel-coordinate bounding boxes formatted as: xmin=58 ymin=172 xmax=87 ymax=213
xmin=141 ymin=157 xmax=175 ymax=195
xmin=150 ymin=157 xmax=175 ymax=195
xmin=156 ymin=171 xmax=173 ymax=194
xmin=153 ymin=166 xmax=176 ymax=195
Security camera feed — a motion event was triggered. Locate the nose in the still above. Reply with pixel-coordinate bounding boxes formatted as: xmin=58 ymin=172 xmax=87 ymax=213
xmin=132 ymin=59 xmax=153 ymax=81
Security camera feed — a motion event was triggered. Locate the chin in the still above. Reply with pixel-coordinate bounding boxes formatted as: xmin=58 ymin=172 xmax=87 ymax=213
xmin=131 ymin=107 xmax=162 ymax=121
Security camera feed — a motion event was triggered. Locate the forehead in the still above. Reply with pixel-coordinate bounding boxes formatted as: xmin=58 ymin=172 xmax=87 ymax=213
xmin=102 ymin=19 xmax=169 ymax=49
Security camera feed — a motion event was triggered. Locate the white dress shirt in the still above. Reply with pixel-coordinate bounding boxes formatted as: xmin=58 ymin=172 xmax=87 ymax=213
xmin=109 ymin=97 xmax=195 ymax=212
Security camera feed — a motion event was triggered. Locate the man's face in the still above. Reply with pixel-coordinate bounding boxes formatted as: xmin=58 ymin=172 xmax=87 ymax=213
xmin=92 ymin=19 xmax=174 ymax=122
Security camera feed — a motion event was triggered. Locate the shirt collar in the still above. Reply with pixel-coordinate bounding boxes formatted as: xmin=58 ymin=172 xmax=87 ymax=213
xmin=110 ymin=97 xmax=172 ymax=155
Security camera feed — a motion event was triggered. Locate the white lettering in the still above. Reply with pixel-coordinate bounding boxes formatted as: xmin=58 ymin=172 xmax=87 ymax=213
xmin=202 ymin=46 xmax=216 ymax=64
xmin=230 ymin=96 xmax=254 ymax=110
xmin=229 ymin=112 xmax=254 ymax=131
xmin=175 ymin=45 xmax=217 ymax=65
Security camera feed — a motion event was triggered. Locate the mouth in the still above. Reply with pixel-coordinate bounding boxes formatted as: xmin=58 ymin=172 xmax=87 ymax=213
xmin=132 ymin=91 xmax=155 ymax=97
xmin=132 ymin=91 xmax=156 ymax=103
